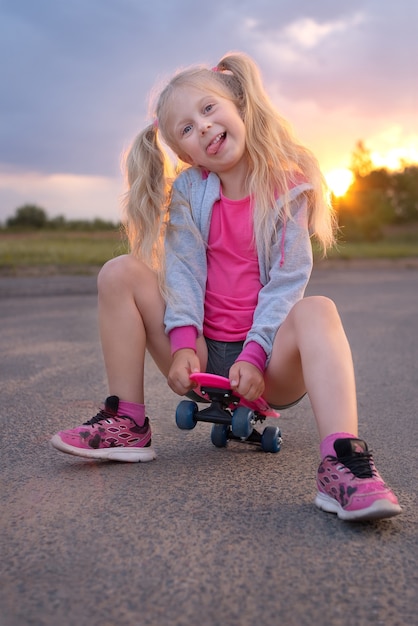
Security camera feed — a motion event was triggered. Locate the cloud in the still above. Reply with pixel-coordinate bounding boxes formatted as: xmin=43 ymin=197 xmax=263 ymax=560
xmin=0 ymin=0 xmax=417 ymax=220
xmin=280 ymin=13 xmax=365 ymax=49
xmin=239 ymin=11 xmax=366 ymax=77
xmin=244 ymin=5 xmax=417 ymax=117
xmin=0 ymin=170 xmax=123 ymax=223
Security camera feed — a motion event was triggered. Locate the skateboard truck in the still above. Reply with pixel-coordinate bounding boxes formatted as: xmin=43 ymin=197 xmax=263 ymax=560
xmin=175 ymin=373 xmax=282 ymax=453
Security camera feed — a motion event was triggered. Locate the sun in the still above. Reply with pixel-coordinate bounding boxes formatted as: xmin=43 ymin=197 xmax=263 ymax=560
xmin=325 ymin=168 xmax=354 ymax=197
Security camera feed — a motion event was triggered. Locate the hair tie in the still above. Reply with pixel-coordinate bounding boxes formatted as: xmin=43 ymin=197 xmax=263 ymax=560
xmin=211 ymin=66 xmax=219 ymax=72
xmin=153 ymin=117 xmax=159 ymax=129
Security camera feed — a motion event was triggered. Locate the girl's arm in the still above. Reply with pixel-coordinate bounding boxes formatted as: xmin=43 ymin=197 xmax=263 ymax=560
xmin=163 ymin=178 xmax=207 ymax=349
xmin=243 ymin=192 xmax=314 ymax=365
xmin=163 ymin=168 xmax=220 ymax=345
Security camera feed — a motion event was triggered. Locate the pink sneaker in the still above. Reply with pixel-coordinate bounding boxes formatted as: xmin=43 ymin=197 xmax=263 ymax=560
xmin=50 ymin=396 xmax=156 ymax=462
xmin=315 ymin=438 xmax=401 ymax=521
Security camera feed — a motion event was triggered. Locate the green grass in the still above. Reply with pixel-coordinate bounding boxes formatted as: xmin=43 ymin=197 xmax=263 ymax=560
xmin=0 ymin=230 xmax=129 ymax=273
xmin=314 ymin=224 xmax=418 ymax=262
xmin=0 ymin=228 xmax=417 ymax=275
xmin=322 ymin=240 xmax=418 ymax=260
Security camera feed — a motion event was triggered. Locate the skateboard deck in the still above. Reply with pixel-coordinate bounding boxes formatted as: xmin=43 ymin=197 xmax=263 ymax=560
xmin=189 ymin=372 xmax=279 ymax=418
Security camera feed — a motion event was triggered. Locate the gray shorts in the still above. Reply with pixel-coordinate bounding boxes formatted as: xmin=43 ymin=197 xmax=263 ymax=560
xmin=205 ymin=337 xmax=244 ymax=378
xmin=187 ymin=337 xmax=306 ymax=411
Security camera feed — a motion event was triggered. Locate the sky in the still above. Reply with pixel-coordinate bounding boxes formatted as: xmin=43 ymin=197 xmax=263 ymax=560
xmin=1 ymin=0 xmax=417 ymax=223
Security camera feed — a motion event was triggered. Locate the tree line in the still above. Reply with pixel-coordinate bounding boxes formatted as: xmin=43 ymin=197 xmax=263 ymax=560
xmin=2 ymin=205 xmax=118 ymax=231
xmin=336 ymin=142 xmax=418 ymax=241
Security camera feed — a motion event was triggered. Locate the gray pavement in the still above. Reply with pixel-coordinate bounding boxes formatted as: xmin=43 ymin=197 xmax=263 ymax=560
xmin=1 ymin=266 xmax=417 ymax=626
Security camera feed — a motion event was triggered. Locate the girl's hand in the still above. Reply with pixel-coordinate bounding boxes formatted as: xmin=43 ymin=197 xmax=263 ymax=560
xmin=229 ymin=361 xmax=265 ymax=401
xmin=167 ymin=349 xmax=200 ymax=396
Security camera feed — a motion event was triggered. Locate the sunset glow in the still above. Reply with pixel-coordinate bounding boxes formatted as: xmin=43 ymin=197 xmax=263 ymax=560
xmin=370 ymin=148 xmax=418 ymax=171
xmin=325 ymin=168 xmax=354 ymax=197
xmin=368 ymin=127 xmax=418 ymax=171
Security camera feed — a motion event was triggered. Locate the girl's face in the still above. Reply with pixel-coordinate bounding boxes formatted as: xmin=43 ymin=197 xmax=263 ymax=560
xmin=166 ymin=85 xmax=247 ymax=178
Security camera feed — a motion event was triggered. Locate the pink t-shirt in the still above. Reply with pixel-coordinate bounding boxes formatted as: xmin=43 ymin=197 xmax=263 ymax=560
xmin=169 ymin=190 xmax=268 ymax=371
xmin=203 ymin=192 xmax=262 ymax=340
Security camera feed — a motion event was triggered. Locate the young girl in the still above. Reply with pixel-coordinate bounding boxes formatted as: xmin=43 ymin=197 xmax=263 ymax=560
xmin=51 ymin=52 xmax=401 ymax=522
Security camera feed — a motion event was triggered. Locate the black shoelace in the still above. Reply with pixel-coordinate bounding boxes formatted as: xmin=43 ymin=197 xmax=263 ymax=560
xmin=336 ymin=451 xmax=375 ymax=479
xmin=83 ymin=408 xmax=117 ymax=427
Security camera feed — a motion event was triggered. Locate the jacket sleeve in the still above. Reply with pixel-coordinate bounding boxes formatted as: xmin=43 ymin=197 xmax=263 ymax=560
xmin=163 ymin=178 xmax=207 ymax=336
xmin=244 ymin=192 xmax=313 ymax=361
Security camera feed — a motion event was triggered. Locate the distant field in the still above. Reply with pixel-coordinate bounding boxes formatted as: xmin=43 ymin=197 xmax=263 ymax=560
xmin=322 ymin=240 xmax=418 ymax=260
xmin=0 ymin=228 xmax=417 ymax=275
xmin=321 ymin=224 xmax=418 ymax=261
xmin=0 ymin=230 xmax=129 ymax=274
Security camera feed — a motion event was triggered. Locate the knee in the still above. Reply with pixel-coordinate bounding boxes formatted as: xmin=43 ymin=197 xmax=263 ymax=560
xmin=292 ymin=296 xmax=340 ymax=327
xmin=97 ymin=254 xmax=136 ymax=295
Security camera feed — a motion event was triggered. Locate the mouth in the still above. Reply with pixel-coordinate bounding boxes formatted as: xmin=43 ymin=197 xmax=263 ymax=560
xmin=206 ymin=132 xmax=226 ymax=155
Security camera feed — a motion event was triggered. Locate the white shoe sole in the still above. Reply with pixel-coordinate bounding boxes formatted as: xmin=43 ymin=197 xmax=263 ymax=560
xmin=314 ymin=491 xmax=402 ymax=521
xmin=50 ymin=435 xmax=156 ymax=462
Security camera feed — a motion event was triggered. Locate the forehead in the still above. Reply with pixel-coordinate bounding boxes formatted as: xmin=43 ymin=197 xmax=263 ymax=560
xmin=163 ymin=75 xmax=233 ymax=111
xmin=169 ymin=85 xmax=209 ymax=107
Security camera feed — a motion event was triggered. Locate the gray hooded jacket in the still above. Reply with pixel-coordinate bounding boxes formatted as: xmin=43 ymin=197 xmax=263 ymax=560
xmin=164 ymin=167 xmax=313 ymax=362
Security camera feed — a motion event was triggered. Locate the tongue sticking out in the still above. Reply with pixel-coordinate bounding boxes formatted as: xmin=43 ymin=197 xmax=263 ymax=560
xmin=207 ymin=133 xmax=225 ymax=155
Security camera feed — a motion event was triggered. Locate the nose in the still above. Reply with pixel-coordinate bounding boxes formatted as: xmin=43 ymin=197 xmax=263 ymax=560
xmin=199 ymin=120 xmax=212 ymax=135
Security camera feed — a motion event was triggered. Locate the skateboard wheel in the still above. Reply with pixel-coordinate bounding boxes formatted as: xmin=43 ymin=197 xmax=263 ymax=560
xmin=175 ymin=400 xmax=198 ymax=430
xmin=261 ymin=426 xmax=282 ymax=453
xmin=211 ymin=423 xmax=229 ymax=448
xmin=231 ymin=406 xmax=254 ymax=438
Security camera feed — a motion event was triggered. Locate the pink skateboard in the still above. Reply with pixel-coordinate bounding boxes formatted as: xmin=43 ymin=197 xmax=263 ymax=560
xmin=175 ymin=372 xmax=282 ymax=453
xmin=189 ymin=373 xmax=279 ymax=417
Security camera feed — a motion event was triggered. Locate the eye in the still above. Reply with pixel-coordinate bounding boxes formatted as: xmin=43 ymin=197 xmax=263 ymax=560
xmin=204 ymin=103 xmax=214 ymax=114
xmin=182 ymin=124 xmax=193 ymax=136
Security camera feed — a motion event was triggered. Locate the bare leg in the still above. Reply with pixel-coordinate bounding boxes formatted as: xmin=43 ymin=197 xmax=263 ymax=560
xmin=98 ymin=254 xmax=172 ymax=404
xmin=264 ymin=296 xmax=358 ymax=440
xmin=262 ymin=296 xmax=401 ymax=521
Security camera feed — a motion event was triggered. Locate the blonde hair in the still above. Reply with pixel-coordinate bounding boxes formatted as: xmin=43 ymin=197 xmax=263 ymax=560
xmin=122 ymin=52 xmax=336 ymax=268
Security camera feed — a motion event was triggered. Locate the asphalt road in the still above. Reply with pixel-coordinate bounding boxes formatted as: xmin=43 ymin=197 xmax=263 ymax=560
xmin=1 ymin=266 xmax=417 ymax=626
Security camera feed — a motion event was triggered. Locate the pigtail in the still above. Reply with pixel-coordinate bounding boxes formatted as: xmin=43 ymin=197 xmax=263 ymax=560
xmin=216 ymin=53 xmax=336 ymax=255
xmin=122 ymin=123 xmax=173 ymax=269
